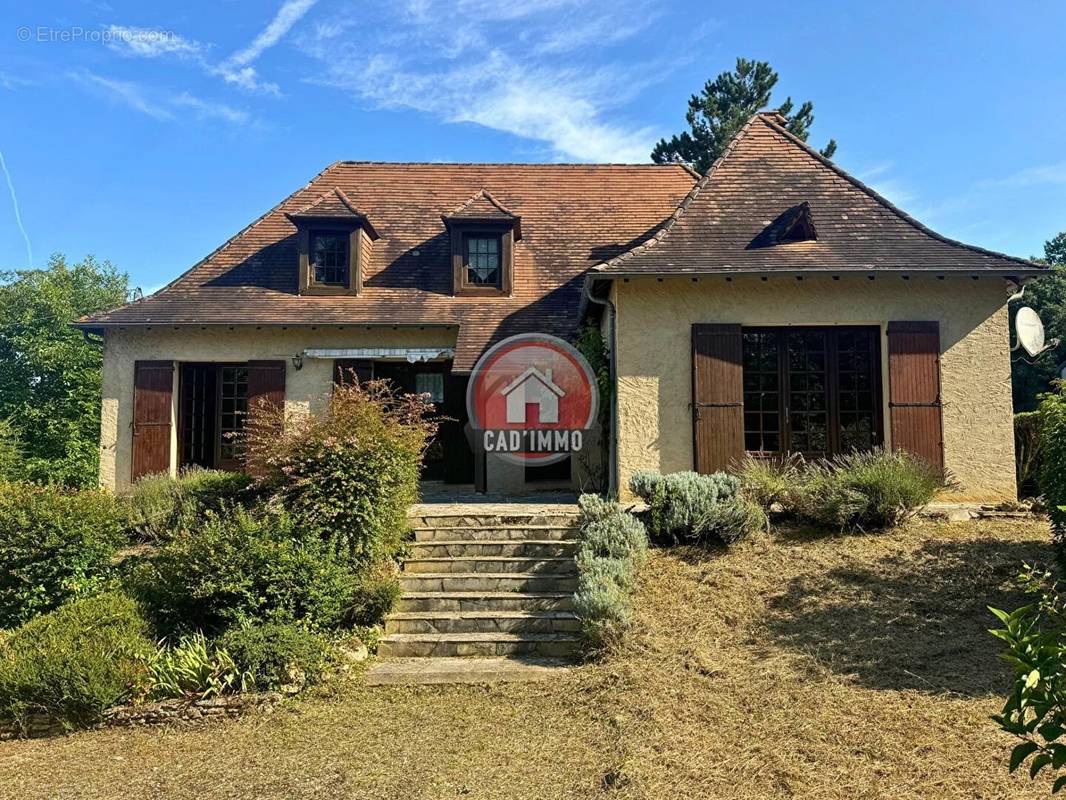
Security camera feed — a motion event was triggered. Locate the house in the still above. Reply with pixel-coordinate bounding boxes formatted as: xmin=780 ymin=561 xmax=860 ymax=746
xmin=503 ymin=367 xmax=564 ymax=425
xmin=78 ymin=112 xmax=1047 ymax=501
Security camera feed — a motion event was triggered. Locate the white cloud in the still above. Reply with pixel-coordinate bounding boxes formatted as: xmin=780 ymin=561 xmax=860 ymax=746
xmin=106 ymin=25 xmax=205 ymax=59
xmin=70 ymin=71 xmax=249 ymax=126
xmin=300 ymin=0 xmax=660 ymax=161
xmin=0 ymin=72 xmax=35 ymax=91
xmin=214 ymin=0 xmax=318 ymax=95
xmin=0 ymin=149 xmax=33 ymax=268
xmin=985 ymin=161 xmax=1066 ymax=189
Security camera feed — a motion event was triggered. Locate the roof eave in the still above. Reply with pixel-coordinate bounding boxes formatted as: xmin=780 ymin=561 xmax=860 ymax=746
xmin=591 ymin=266 xmax=1050 ymax=279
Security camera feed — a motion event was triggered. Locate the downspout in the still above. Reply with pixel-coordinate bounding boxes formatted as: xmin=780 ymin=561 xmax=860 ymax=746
xmin=583 ymin=277 xmax=619 ymax=499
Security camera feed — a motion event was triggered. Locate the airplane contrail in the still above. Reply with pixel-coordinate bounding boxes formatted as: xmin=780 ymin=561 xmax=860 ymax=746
xmin=0 ymin=149 xmax=33 ymax=268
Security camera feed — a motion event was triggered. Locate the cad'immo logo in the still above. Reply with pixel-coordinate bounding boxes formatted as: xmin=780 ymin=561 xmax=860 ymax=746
xmin=467 ymin=333 xmax=599 ymax=465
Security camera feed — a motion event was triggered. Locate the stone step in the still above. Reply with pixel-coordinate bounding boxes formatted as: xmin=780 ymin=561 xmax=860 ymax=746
xmin=378 ymin=632 xmax=581 ymax=659
xmin=412 ymin=526 xmax=579 ymax=542
xmin=398 ymin=572 xmax=579 ymax=594
xmin=402 ymin=557 xmax=577 ymax=575
xmin=365 ymin=656 xmax=572 ymax=686
xmin=385 ymin=610 xmax=580 ymax=635
xmin=409 ymin=513 xmax=579 ymax=530
xmin=396 ymin=592 xmax=575 ymax=613
xmin=409 ymin=539 xmax=578 ymax=558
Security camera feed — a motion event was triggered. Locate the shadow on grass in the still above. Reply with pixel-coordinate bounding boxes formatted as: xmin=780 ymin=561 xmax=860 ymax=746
xmin=765 ymin=536 xmax=1053 ymax=696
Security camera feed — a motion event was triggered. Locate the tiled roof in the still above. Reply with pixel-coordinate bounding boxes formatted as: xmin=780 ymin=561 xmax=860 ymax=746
xmin=445 ymin=188 xmax=518 ymax=220
xmin=594 ymin=113 xmax=1045 ymax=276
xmin=80 ymin=163 xmax=697 ymax=371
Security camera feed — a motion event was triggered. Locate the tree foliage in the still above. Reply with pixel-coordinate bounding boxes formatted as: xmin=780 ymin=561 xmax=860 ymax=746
xmin=652 ymin=58 xmax=837 ymax=174
xmin=1013 ymin=232 xmax=1066 ymax=412
xmin=0 ymin=255 xmax=127 ymax=487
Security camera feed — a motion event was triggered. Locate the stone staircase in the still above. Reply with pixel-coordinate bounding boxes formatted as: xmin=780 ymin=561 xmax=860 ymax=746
xmin=378 ymin=508 xmax=582 ymax=660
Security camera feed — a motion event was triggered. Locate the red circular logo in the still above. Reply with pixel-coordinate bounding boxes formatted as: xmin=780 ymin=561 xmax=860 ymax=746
xmin=467 ymin=333 xmax=598 ymax=465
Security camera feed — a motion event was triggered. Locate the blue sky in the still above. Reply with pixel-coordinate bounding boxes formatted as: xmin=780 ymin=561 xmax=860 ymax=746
xmin=0 ymin=0 xmax=1063 ymax=292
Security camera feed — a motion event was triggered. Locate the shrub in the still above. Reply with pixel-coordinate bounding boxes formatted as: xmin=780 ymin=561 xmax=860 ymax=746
xmin=737 ymin=454 xmax=803 ymax=511
xmin=346 ymin=560 xmax=401 ymax=627
xmin=1039 ymin=392 xmax=1066 ymax=569
xmin=0 ymin=481 xmax=127 ymax=628
xmin=143 ymin=632 xmax=247 ymax=700
xmin=791 ymin=449 xmax=946 ymax=531
xmin=573 ymin=495 xmax=648 ymax=651
xmin=1016 ymin=411 xmax=1042 ymax=498
xmin=245 ymin=380 xmax=435 ymax=564
xmin=219 ymin=623 xmax=332 ymax=691
xmin=127 ymin=505 xmax=354 ymax=635
xmin=629 ymin=470 xmax=762 ymax=545
xmin=0 ymin=418 xmax=21 ymax=481
xmin=0 ymin=592 xmax=153 ymax=731
xmin=124 ymin=467 xmax=254 ymax=542
xmin=989 ymin=565 xmax=1066 ymax=790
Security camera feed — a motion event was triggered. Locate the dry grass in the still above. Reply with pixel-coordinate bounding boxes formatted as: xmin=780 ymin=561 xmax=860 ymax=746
xmin=0 ymin=518 xmax=1056 ymax=799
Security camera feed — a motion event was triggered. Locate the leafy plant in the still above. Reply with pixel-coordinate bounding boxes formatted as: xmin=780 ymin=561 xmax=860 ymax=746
xmin=629 ymin=470 xmax=763 ymax=545
xmin=0 ymin=418 xmax=21 ymax=482
xmin=790 ymin=449 xmax=948 ymax=531
xmin=144 ymin=632 xmax=247 ymax=700
xmin=573 ymin=495 xmax=649 ymax=651
xmin=990 ymin=564 xmax=1066 ymax=792
xmin=245 ymin=380 xmax=435 ymax=565
xmin=124 ymin=467 xmax=254 ymax=542
xmin=127 ymin=505 xmax=354 ymax=635
xmin=219 ymin=623 xmax=332 ymax=691
xmin=1017 ymin=411 xmax=1043 ymax=498
xmin=0 ymin=592 xmax=153 ymax=732
xmin=1038 ymin=392 xmax=1066 ymax=571
xmin=0 ymin=481 xmax=127 ymax=628
xmin=346 ymin=560 xmax=401 ymax=627
xmin=737 ymin=453 xmax=803 ymax=511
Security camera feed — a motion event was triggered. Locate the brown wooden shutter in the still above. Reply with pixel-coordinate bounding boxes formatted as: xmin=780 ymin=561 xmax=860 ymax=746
xmin=132 ymin=360 xmax=174 ymax=482
xmin=692 ymin=324 xmax=744 ymax=473
xmin=333 ymin=359 xmax=374 ymax=386
xmin=887 ymin=322 xmax=944 ymax=471
xmin=247 ymin=360 xmax=286 ymax=418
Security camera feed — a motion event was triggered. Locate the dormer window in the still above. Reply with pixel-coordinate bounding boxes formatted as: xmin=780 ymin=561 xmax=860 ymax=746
xmin=285 ymin=188 xmax=379 ymax=297
xmin=464 ymin=233 xmax=502 ymax=287
xmin=442 ymin=189 xmax=521 ymax=297
xmin=310 ymin=231 xmax=350 ymax=286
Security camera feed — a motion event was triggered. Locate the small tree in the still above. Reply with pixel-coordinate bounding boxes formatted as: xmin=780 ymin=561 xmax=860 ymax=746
xmin=1013 ymin=232 xmax=1066 ymax=412
xmin=652 ymin=57 xmax=837 ymax=174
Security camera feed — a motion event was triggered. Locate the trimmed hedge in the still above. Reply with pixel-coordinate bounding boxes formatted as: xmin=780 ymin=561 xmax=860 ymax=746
xmin=0 ymin=481 xmax=127 ymax=628
xmin=0 ymin=592 xmax=153 ymax=731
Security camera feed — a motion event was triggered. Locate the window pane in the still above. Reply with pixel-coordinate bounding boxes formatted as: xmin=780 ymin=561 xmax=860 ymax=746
xmin=311 ymin=233 xmax=349 ymax=286
xmin=465 ymin=236 xmax=501 ymax=285
xmin=742 ymin=332 xmax=781 ymax=453
xmin=415 ymin=373 xmax=445 ymax=403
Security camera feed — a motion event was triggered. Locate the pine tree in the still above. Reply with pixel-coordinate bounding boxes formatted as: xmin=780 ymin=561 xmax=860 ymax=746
xmin=651 ymin=58 xmax=837 ymax=174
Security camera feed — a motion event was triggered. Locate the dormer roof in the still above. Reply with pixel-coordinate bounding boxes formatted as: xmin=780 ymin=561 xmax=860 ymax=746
xmin=285 ymin=188 xmax=380 ymax=239
xmin=443 ymin=189 xmax=522 ymax=240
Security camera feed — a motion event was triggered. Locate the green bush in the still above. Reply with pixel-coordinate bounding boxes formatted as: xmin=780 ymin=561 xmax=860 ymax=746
xmin=989 ymin=565 xmax=1066 ymax=791
xmin=1039 ymin=392 xmax=1066 ymax=570
xmin=573 ymin=495 xmax=649 ymax=651
xmin=219 ymin=623 xmax=332 ymax=691
xmin=1016 ymin=411 xmax=1043 ymax=498
xmin=737 ymin=454 xmax=803 ymax=511
xmin=346 ymin=560 xmax=401 ymax=627
xmin=144 ymin=632 xmax=247 ymax=700
xmin=125 ymin=468 xmax=254 ymax=542
xmin=0 ymin=592 xmax=153 ymax=732
xmin=0 ymin=481 xmax=127 ymax=628
xmin=127 ymin=505 xmax=354 ymax=635
xmin=791 ymin=449 xmax=946 ymax=531
xmin=629 ymin=470 xmax=762 ymax=545
xmin=246 ymin=380 xmax=435 ymax=564
xmin=0 ymin=418 xmax=21 ymax=481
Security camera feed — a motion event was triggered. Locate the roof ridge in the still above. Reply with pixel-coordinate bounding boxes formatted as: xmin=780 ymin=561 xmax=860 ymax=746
xmin=595 ymin=114 xmax=764 ymax=270
xmin=330 ymin=161 xmax=694 ymax=169
xmin=754 ymin=114 xmax=1041 ymax=270
xmin=447 ymin=188 xmax=517 ymax=218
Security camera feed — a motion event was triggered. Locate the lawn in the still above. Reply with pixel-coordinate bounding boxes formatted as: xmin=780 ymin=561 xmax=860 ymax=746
xmin=0 ymin=518 xmax=1054 ymax=799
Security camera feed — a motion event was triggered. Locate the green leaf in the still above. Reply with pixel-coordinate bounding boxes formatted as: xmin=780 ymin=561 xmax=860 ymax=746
xmin=1053 ymin=775 xmax=1066 ymax=793
xmin=1032 ymin=752 xmax=1053 ymax=779
xmin=1012 ymin=741 xmax=1040 ymax=773
xmin=1027 ymin=669 xmax=1043 ymax=689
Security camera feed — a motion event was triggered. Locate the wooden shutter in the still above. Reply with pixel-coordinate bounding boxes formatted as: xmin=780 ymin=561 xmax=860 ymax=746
xmin=333 ymin=359 xmax=374 ymax=386
xmin=132 ymin=360 xmax=174 ymax=482
xmin=887 ymin=322 xmax=944 ymax=471
xmin=692 ymin=324 xmax=744 ymax=473
xmin=247 ymin=360 xmax=286 ymax=419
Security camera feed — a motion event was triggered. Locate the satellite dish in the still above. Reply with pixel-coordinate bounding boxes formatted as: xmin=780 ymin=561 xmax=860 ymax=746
xmin=1016 ymin=306 xmax=1047 ymax=357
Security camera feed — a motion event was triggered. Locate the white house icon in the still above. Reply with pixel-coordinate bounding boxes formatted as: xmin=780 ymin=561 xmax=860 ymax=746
xmin=501 ymin=366 xmax=565 ymax=424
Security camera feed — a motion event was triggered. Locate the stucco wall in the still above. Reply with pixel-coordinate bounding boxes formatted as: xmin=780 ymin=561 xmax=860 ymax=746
xmin=613 ymin=275 xmax=1016 ymax=503
xmin=99 ymin=326 xmax=457 ymax=491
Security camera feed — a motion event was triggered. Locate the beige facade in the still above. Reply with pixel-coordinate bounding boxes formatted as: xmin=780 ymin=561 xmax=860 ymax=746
xmin=611 ymin=275 xmax=1017 ymax=503
xmin=99 ymin=326 xmax=457 ymax=491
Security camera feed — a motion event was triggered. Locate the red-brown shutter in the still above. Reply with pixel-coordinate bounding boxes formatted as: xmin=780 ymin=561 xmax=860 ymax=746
xmin=692 ymin=324 xmax=744 ymax=473
xmin=132 ymin=360 xmax=174 ymax=482
xmin=887 ymin=322 xmax=944 ymax=471
xmin=333 ymin=359 xmax=374 ymax=386
xmin=247 ymin=360 xmax=286 ymax=419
